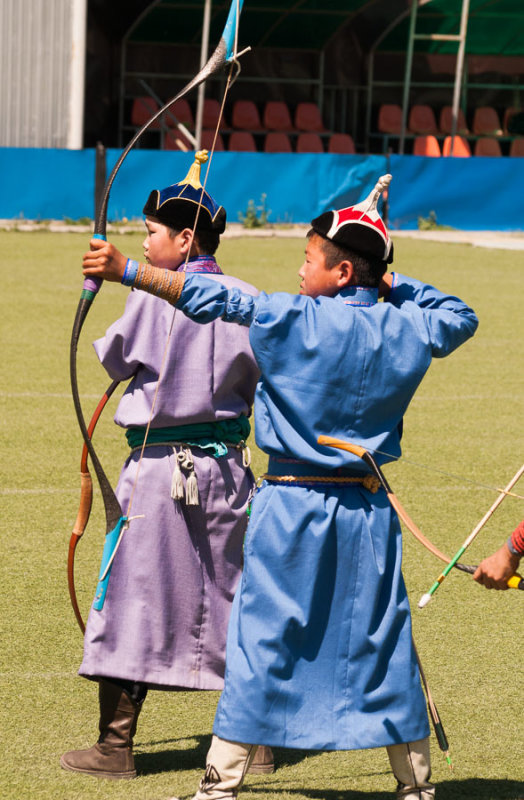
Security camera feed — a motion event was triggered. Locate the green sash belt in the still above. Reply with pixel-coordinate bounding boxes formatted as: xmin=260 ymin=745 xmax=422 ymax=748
xmin=125 ymin=415 xmax=251 ymax=458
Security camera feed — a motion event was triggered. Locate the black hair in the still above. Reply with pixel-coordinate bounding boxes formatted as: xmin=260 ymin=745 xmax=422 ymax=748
xmin=168 ymin=226 xmax=220 ymax=255
xmin=307 ymin=229 xmax=386 ymax=288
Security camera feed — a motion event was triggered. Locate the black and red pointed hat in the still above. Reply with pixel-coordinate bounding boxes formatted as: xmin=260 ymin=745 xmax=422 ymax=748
xmin=311 ymin=174 xmax=393 ymax=263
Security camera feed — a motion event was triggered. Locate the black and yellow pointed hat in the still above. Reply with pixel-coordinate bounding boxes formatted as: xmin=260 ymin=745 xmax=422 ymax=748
xmin=143 ymin=150 xmax=226 ymax=233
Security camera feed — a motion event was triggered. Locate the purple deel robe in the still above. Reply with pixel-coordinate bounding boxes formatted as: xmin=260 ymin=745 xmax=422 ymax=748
xmin=79 ymin=272 xmax=259 ymax=690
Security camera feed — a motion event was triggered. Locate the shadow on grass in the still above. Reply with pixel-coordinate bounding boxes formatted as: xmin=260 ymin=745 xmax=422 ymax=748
xmin=135 ymin=742 xmax=523 ymax=800
xmin=242 ymin=780 xmax=523 ymax=799
xmin=135 ymin=739 xmax=313 ymax=775
xmin=135 ymin=734 xmax=211 ymax=774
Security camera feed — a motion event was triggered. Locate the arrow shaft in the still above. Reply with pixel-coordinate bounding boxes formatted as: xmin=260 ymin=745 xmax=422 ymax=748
xmin=420 ymin=463 xmax=524 ymax=605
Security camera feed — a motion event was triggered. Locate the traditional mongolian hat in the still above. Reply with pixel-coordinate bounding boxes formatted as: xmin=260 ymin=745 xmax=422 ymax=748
xmin=143 ymin=150 xmax=226 ymax=233
xmin=310 ymin=174 xmax=393 ymax=263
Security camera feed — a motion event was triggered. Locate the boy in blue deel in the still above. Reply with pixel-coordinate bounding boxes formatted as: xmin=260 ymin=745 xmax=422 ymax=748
xmin=82 ymin=175 xmax=478 ymax=800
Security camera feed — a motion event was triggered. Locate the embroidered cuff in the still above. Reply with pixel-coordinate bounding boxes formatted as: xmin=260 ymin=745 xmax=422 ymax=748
xmin=133 ymin=263 xmax=185 ymax=304
xmin=507 ymin=536 xmax=522 ymax=556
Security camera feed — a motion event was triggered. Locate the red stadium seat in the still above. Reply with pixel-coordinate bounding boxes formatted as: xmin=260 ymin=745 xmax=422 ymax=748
xmin=228 ymin=132 xmax=257 ymax=151
xmin=296 ymin=133 xmax=324 ymax=153
xmin=438 ymin=106 xmax=469 ymax=135
xmin=202 ymin=98 xmax=227 ymax=130
xmin=328 ymin=133 xmax=355 ymax=154
xmin=231 ymin=100 xmax=263 ymax=130
xmin=474 ymin=137 xmax=502 ymax=157
xmin=442 ymin=135 xmax=471 ymax=157
xmin=165 ymin=98 xmax=194 ymax=128
xmin=131 ymin=97 xmax=161 ymax=129
xmin=413 ymin=135 xmax=441 ymax=157
xmin=264 ymin=133 xmax=292 ymax=153
xmin=263 ymin=101 xmax=294 ymax=131
xmin=163 ymin=129 xmax=193 ymax=151
xmin=377 ymin=104 xmax=403 ymax=134
xmin=472 ymin=106 xmax=502 ymax=136
xmin=294 ymin=102 xmax=326 ymax=132
xmin=200 ymin=130 xmax=225 ymax=151
xmin=510 ymin=138 xmax=524 ymax=157
xmin=409 ymin=105 xmax=438 ymax=135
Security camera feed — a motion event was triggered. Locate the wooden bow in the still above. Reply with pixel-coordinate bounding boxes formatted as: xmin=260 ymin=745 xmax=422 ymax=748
xmin=317 ymin=436 xmax=475 ymax=573
xmin=68 ymin=380 xmax=120 ymax=633
xmin=317 ymin=436 xmax=524 ymax=599
xmin=68 ymin=0 xmax=246 ymax=631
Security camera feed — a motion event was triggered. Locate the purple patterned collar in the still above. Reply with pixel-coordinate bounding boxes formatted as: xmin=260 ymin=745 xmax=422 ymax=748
xmin=176 ymin=255 xmax=223 ymax=274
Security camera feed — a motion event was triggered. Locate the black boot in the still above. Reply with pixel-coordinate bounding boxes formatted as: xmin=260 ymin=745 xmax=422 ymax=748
xmin=60 ymin=680 xmax=144 ymax=779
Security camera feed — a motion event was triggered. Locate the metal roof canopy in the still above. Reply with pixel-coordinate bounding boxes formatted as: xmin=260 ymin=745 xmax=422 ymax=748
xmin=120 ymin=0 xmax=524 ymax=150
xmin=125 ymin=0 xmax=524 ymax=56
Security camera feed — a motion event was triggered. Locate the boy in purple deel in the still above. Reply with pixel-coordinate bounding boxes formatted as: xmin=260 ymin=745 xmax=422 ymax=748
xmin=61 ymin=151 xmax=273 ymax=779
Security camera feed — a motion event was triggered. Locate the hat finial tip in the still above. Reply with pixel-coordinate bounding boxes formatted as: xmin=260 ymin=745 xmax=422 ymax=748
xmin=178 ymin=150 xmax=209 ymax=190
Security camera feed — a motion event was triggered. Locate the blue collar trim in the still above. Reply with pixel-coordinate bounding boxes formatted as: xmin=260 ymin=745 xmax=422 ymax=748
xmin=339 ymin=286 xmax=378 ymax=306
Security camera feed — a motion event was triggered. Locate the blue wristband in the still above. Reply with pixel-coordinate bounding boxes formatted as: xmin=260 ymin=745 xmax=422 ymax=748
xmin=122 ymin=259 xmax=139 ymax=286
xmin=507 ymin=535 xmax=520 ymax=556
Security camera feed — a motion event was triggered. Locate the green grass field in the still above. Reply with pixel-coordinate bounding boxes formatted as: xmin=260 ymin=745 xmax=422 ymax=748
xmin=1 ymin=230 xmax=523 ymax=800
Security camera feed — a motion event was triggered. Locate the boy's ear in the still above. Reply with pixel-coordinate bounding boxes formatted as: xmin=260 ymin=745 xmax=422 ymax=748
xmin=337 ymin=260 xmax=355 ymax=288
xmin=179 ymin=227 xmax=195 ymax=252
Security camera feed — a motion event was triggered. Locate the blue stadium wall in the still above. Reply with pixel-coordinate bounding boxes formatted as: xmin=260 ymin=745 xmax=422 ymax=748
xmin=1 ymin=148 xmax=522 ymax=230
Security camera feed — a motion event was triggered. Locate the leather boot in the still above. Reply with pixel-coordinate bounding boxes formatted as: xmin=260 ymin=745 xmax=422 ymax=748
xmin=60 ymin=680 xmax=143 ymax=779
xmin=247 ymin=745 xmax=275 ymax=774
xmin=386 ymin=737 xmax=435 ymax=800
xmin=169 ymin=735 xmax=257 ymax=800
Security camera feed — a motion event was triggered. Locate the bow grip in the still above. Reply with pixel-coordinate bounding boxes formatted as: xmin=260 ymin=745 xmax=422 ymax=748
xmin=82 ymin=232 xmax=106 ymax=296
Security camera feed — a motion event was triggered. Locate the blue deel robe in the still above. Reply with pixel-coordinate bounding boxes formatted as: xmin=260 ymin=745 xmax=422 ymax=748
xmin=171 ymin=271 xmax=478 ymax=750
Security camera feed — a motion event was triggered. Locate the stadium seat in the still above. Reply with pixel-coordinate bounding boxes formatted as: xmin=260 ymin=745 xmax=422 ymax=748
xmin=442 ymin=135 xmax=471 ymax=157
xmin=474 ymin=137 xmax=502 ymax=157
xmin=408 ymin=105 xmax=438 ymax=134
xmin=228 ymin=131 xmax=257 ymax=151
xmin=413 ymin=135 xmax=441 ymax=157
xmin=328 ymin=133 xmax=356 ymax=154
xmin=377 ymin=104 xmax=403 ymax=134
xmin=202 ymin=98 xmax=227 ymax=130
xmin=439 ymin=106 xmax=469 ymax=135
xmin=165 ymin=98 xmax=194 ymax=128
xmin=263 ymin=101 xmax=294 ymax=131
xmin=163 ymin=129 xmax=193 ymax=151
xmin=200 ymin=130 xmax=225 ymax=151
xmin=231 ymin=100 xmax=263 ymax=130
xmin=296 ymin=133 xmax=324 ymax=153
xmin=294 ymin=102 xmax=326 ymax=132
xmin=472 ymin=106 xmax=502 ymax=136
xmin=131 ymin=96 xmax=161 ymax=129
xmin=264 ymin=133 xmax=293 ymax=153
xmin=509 ymin=138 xmax=524 ymax=157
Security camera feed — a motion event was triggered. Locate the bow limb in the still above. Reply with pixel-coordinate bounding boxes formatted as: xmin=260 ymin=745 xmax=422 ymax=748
xmin=316 ymin=436 xmax=475 ymax=571
xmin=94 ymin=0 xmax=245 ymax=241
xmin=68 ymin=380 xmax=121 ymax=634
